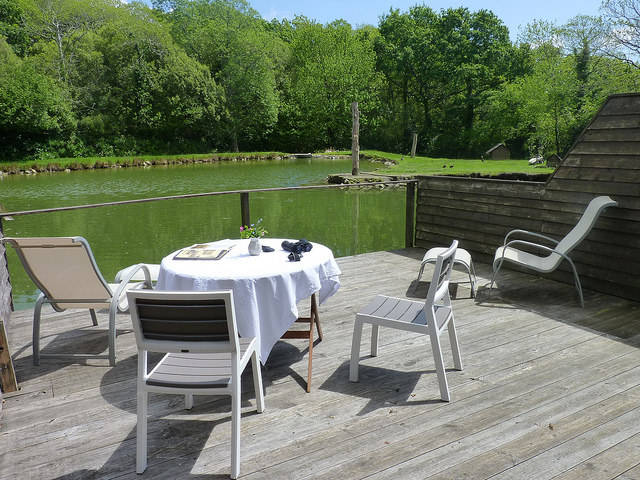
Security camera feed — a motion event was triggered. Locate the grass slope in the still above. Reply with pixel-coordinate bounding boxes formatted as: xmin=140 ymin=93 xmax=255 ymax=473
xmin=359 ymin=150 xmax=555 ymax=176
xmin=1 ymin=149 xmax=555 ymax=176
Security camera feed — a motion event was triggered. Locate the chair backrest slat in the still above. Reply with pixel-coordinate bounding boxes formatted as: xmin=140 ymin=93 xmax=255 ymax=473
xmin=436 ymin=256 xmax=454 ymax=289
xmin=426 ymin=240 xmax=458 ymax=307
xmin=137 ymin=300 xmax=230 ymax=342
xmin=128 ymin=290 xmax=239 ymax=354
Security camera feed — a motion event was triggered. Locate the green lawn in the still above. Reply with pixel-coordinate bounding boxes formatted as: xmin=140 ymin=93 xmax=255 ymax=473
xmin=1 ymin=149 xmax=555 ymax=176
xmin=356 ymin=150 xmax=555 ymax=176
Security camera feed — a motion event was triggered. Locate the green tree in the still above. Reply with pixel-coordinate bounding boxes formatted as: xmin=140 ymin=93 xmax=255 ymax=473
xmin=0 ymin=0 xmax=30 ymax=56
xmin=375 ymin=8 xmax=423 ymax=150
xmin=282 ymin=17 xmax=381 ymax=150
xmin=375 ymin=6 xmax=515 ymax=155
xmin=17 ymin=0 xmax=117 ymax=84
xmin=91 ymin=3 xmax=221 ymax=144
xmin=0 ymin=37 xmax=74 ymax=158
xmin=158 ymin=0 xmax=285 ymax=151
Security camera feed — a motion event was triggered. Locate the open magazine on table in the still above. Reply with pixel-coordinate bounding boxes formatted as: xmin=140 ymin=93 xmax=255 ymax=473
xmin=174 ymin=242 xmax=235 ymax=260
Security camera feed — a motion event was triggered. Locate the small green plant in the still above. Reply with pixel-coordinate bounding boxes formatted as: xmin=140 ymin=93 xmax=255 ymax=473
xmin=240 ymin=218 xmax=268 ymax=239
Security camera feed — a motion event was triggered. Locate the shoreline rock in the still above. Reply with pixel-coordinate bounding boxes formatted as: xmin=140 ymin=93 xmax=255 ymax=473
xmin=0 ymin=154 xmax=285 ymax=176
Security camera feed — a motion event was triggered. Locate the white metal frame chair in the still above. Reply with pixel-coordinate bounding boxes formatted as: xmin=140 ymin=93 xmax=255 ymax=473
xmin=128 ymin=289 xmax=265 ymax=479
xmin=490 ymin=196 xmax=617 ymax=307
xmin=3 ymin=236 xmax=152 ymax=366
xmin=349 ymin=240 xmax=462 ymax=402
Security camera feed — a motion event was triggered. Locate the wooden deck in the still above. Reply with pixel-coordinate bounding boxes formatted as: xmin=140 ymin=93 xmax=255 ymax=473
xmin=2 ymin=248 xmax=640 ymax=479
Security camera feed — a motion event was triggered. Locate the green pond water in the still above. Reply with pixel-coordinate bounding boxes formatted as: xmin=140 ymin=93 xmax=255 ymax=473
xmin=1 ymin=157 xmax=406 ymax=310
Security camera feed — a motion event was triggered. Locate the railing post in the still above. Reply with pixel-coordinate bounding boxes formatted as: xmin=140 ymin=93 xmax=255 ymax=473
xmin=0 ymin=217 xmax=13 ymax=313
xmin=240 ymin=192 xmax=250 ymax=228
xmin=405 ymin=181 xmax=416 ymax=248
xmin=0 ymin=216 xmax=18 ymax=394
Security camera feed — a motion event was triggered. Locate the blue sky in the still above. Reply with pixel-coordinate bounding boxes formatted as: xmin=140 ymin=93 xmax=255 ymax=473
xmin=250 ymin=0 xmax=604 ymax=40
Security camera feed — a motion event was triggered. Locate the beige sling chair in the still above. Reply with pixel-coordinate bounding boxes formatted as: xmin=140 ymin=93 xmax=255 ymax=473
xmin=3 ymin=236 xmax=153 ymax=365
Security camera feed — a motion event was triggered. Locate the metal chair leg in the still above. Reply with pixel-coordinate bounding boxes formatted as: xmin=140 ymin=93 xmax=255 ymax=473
xmin=566 ymin=258 xmax=585 ymax=307
xmin=32 ymin=292 xmax=46 ymax=366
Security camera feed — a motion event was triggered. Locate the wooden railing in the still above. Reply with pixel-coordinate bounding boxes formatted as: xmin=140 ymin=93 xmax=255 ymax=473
xmin=0 ymin=181 xmax=417 ymax=239
xmin=0 ymin=180 xmax=418 ymax=312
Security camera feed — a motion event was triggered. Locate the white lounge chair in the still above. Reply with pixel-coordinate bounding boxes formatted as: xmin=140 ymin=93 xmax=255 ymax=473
xmin=3 ymin=236 xmax=153 ymax=365
xmin=127 ymin=289 xmax=264 ymax=479
xmin=349 ymin=240 xmax=462 ymax=402
xmin=490 ymin=196 xmax=617 ymax=307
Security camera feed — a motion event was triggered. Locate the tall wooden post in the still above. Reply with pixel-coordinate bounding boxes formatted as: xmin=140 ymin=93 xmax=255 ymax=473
xmin=405 ymin=181 xmax=416 ymax=248
xmin=240 ymin=192 xmax=250 ymax=228
xmin=351 ymin=102 xmax=360 ymax=176
xmin=410 ymin=132 xmax=418 ymax=158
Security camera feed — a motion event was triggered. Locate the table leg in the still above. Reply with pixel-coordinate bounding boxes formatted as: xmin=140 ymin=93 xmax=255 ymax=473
xmin=281 ymin=293 xmax=322 ymax=392
xmin=312 ymin=293 xmax=322 ymax=340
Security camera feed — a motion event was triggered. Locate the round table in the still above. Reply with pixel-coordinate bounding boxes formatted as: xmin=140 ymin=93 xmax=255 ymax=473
xmin=156 ymin=238 xmax=341 ymax=362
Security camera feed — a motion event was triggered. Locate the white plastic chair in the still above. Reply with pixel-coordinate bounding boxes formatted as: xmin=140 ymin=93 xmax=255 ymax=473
xmin=3 ymin=236 xmax=152 ymax=365
xmin=127 ymin=289 xmax=265 ymax=479
xmin=490 ymin=196 xmax=617 ymax=307
xmin=349 ymin=240 xmax=462 ymax=402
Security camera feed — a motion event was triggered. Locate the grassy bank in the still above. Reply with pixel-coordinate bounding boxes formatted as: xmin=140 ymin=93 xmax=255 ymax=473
xmin=0 ymin=149 xmax=555 ymax=176
xmin=0 ymin=152 xmax=287 ymax=174
xmin=355 ymin=150 xmax=555 ymax=176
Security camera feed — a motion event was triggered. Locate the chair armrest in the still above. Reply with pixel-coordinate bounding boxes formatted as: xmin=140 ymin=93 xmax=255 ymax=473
xmin=115 ymin=263 xmax=158 ymax=283
xmin=112 ymin=264 xmax=153 ymax=313
xmin=117 ymin=263 xmax=153 ymax=288
xmin=502 ymin=240 xmax=576 ymax=267
xmin=503 ymin=229 xmax=559 ymax=247
xmin=504 ymin=239 xmax=557 ymax=255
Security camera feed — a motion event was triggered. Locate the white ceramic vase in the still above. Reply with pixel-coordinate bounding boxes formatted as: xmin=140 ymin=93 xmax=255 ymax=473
xmin=248 ymin=237 xmax=262 ymax=256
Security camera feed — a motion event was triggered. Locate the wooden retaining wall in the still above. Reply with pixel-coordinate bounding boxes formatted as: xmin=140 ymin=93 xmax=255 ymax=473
xmin=416 ymin=93 xmax=640 ymax=301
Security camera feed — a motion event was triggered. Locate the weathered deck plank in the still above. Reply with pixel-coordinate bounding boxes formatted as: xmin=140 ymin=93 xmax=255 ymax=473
xmin=2 ymin=248 xmax=640 ymax=479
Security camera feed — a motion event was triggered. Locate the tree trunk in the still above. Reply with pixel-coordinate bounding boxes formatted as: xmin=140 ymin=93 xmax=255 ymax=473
xmin=464 ymin=82 xmax=474 ymax=130
xmin=402 ymin=78 xmax=409 ymax=147
xmin=54 ymin=22 xmax=67 ymax=84
xmin=231 ymin=130 xmax=239 ymax=153
xmin=554 ymin=103 xmax=561 ymax=155
xmin=410 ymin=132 xmax=418 ymax=157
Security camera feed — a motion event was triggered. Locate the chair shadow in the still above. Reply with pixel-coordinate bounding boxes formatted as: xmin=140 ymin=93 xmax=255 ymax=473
xmin=49 ymin=416 xmax=234 ymax=479
xmin=83 ymin=352 xmax=268 ymax=479
xmin=470 ymin=273 xmax=640 ymax=344
xmin=11 ymin=324 xmax=135 ymax=383
xmin=407 ymin=279 xmax=472 ymax=300
xmin=319 ymin=361 xmax=444 ymax=416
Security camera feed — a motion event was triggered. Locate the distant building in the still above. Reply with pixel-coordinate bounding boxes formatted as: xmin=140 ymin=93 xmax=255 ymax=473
xmin=546 ymin=153 xmax=562 ymax=168
xmin=485 ymin=143 xmax=510 ymax=160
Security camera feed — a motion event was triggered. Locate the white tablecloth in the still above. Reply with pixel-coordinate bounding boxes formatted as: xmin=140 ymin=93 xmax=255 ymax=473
xmin=156 ymin=239 xmax=341 ymax=362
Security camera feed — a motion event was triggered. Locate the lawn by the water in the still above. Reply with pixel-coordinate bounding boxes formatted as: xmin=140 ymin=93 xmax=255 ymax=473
xmin=358 ymin=150 xmax=555 ymax=176
xmin=1 ymin=149 xmax=555 ymax=176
